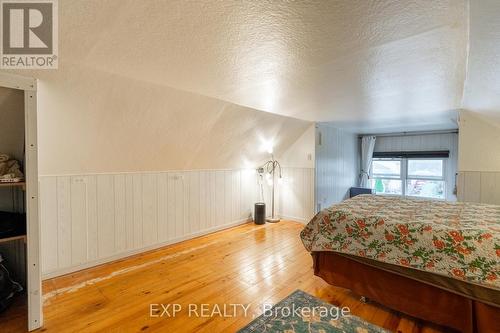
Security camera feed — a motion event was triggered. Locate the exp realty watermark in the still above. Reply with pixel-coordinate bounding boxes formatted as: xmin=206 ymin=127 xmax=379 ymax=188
xmin=0 ymin=0 xmax=58 ymax=69
xmin=150 ymin=304 xmax=252 ymax=318
xmin=150 ymin=303 xmax=351 ymax=320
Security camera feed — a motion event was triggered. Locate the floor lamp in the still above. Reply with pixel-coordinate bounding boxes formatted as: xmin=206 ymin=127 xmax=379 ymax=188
xmin=257 ymin=155 xmax=282 ymax=223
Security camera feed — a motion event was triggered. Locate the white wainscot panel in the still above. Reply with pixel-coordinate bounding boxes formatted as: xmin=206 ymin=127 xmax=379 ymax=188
xmin=278 ymin=167 xmax=315 ymax=224
xmin=40 ymin=168 xmax=287 ymax=278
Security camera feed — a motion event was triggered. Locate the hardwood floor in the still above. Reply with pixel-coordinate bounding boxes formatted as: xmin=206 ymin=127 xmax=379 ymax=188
xmin=1 ymin=221 xmax=448 ymax=332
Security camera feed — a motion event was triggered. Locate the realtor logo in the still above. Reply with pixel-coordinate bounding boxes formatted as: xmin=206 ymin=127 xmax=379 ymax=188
xmin=1 ymin=0 xmax=58 ymax=68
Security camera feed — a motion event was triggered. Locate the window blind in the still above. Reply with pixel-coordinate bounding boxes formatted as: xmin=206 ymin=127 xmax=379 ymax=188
xmin=372 ymin=150 xmax=449 ymax=158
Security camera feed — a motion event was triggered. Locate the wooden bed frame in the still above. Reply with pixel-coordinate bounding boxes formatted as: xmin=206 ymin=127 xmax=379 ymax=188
xmin=312 ymin=252 xmax=499 ymax=333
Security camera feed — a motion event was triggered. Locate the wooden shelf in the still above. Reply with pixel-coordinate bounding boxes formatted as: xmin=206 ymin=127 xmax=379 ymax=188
xmin=0 ymin=234 xmax=26 ymax=244
xmin=0 ymin=182 xmax=25 ymax=190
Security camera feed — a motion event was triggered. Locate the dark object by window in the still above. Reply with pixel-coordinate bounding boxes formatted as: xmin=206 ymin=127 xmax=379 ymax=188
xmin=350 ymin=187 xmax=374 ymax=198
xmin=373 ymin=151 xmax=449 ymax=159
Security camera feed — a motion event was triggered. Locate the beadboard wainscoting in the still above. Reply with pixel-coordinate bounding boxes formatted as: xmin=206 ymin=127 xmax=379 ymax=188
xmin=40 ymin=169 xmax=258 ymax=278
xmin=457 ymin=171 xmax=500 ymax=205
xmin=39 ymin=167 xmax=315 ymax=277
xmin=278 ymin=167 xmax=315 ymax=224
xmin=315 ymin=124 xmax=360 ymax=211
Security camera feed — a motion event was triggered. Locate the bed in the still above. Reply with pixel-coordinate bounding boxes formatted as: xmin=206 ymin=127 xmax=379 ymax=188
xmin=300 ymin=195 xmax=500 ymax=333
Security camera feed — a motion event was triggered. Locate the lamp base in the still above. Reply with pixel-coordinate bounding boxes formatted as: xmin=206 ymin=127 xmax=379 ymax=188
xmin=266 ymin=217 xmax=281 ymax=223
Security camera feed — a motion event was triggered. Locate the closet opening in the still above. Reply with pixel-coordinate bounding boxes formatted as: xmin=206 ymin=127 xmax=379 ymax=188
xmin=0 ymin=73 xmax=41 ymax=331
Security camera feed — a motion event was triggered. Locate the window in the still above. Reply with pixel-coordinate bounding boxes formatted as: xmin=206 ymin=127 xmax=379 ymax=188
xmin=371 ymin=158 xmax=446 ymax=199
xmin=371 ymin=159 xmax=402 ymax=195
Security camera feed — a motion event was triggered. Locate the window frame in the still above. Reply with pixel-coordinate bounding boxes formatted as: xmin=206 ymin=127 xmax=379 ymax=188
xmin=371 ymin=158 xmax=404 ymax=196
xmin=371 ymin=157 xmax=446 ymax=200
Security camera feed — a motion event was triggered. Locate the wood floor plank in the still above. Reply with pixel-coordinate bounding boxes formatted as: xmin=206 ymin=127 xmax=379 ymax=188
xmin=0 ymin=221 xmax=451 ymax=332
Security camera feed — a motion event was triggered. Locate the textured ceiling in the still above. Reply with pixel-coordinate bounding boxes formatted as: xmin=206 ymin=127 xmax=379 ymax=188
xmin=32 ymin=66 xmax=312 ymax=174
xmin=51 ymin=0 xmax=468 ymax=132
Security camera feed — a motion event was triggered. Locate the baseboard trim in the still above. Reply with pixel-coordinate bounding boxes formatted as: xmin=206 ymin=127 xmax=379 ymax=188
xmin=42 ymin=218 xmax=251 ymax=279
xmin=279 ymin=215 xmax=310 ymax=224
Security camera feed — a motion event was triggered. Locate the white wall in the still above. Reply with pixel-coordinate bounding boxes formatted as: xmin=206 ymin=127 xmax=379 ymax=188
xmin=277 ymin=167 xmax=315 ymax=224
xmin=35 ymin=65 xmax=311 ymax=174
xmin=40 ymin=169 xmax=259 ymax=277
xmin=458 ymin=111 xmax=500 ymax=172
xmin=457 ymin=111 xmax=500 ymax=204
xmin=315 ymin=124 xmax=359 ymax=211
xmin=273 ymin=124 xmax=316 ymax=223
xmin=40 ymin=167 xmax=316 ymax=277
xmin=374 ymin=132 xmax=458 ymax=201
xmin=27 ymin=63 xmax=314 ymax=277
xmin=279 ymin=124 xmax=315 ymax=168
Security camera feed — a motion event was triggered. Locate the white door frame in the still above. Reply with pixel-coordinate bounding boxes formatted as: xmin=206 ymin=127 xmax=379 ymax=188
xmin=0 ymin=72 xmax=41 ymax=330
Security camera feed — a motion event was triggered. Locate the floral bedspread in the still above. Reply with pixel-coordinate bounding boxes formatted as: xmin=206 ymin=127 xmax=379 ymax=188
xmin=301 ymin=195 xmax=500 ymax=289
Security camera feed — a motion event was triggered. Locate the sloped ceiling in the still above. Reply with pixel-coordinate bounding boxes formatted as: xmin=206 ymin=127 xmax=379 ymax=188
xmin=49 ymin=0 xmax=467 ymax=132
xmin=17 ymin=0 xmax=500 ymax=135
xmin=33 ymin=66 xmax=311 ymax=174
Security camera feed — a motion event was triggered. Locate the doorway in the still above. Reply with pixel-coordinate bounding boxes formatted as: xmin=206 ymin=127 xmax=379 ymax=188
xmin=0 ymin=72 xmax=41 ymax=330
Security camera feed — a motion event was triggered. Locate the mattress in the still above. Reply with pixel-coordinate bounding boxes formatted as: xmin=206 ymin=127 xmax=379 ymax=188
xmin=313 ymin=251 xmax=499 ymax=333
xmin=300 ymin=195 xmax=500 ymax=290
xmin=334 ymin=252 xmax=500 ymax=306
